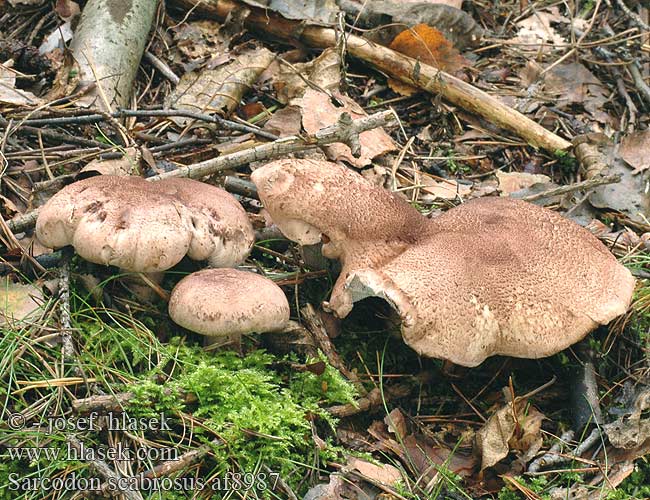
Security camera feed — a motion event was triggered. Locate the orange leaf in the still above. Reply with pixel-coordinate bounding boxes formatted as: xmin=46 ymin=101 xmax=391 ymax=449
xmin=388 ymin=24 xmax=469 ymax=95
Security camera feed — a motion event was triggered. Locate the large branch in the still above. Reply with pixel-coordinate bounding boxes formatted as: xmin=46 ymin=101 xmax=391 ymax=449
xmin=172 ymin=0 xmax=571 ymax=152
xmin=71 ymin=0 xmax=158 ymax=110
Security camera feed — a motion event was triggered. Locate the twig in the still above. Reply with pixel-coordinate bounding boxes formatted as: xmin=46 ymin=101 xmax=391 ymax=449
xmin=527 ymin=428 xmax=602 ymax=474
xmin=300 ymin=303 xmax=367 ymax=396
xmin=138 ymin=438 xmax=222 ymax=480
xmin=519 ymin=174 xmax=621 ymax=202
xmin=528 ymin=430 xmax=575 ymax=473
xmin=72 ymin=390 xmax=197 ymax=414
xmin=0 ymin=116 xmax=111 ymax=149
xmin=328 ymin=384 xmax=412 ymax=418
xmin=224 ymin=176 xmax=258 ymax=199
xmin=143 ymin=51 xmax=180 ymax=85
xmin=58 ymin=255 xmax=75 ymax=360
xmin=627 ymin=62 xmax=650 ymax=107
xmin=147 ymin=109 xmax=395 ymax=181
xmin=615 ymin=0 xmax=650 ymax=31
xmin=11 ymin=109 xmax=279 ymax=141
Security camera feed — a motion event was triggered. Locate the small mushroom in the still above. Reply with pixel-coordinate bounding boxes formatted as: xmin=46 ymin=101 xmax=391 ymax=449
xmin=36 ymin=176 xmax=254 ymax=272
xmin=252 ymin=159 xmax=635 ymax=367
xmin=168 ymin=268 xmax=290 ymax=344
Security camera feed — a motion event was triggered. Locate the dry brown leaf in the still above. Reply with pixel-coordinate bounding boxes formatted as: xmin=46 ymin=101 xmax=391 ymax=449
xmin=400 ymin=0 xmax=462 ymax=7
xmin=475 ymin=400 xmax=545 ymax=470
xmin=0 ymin=278 xmax=46 ymax=326
xmin=368 ymin=417 xmax=475 ymax=482
xmin=241 ymin=0 xmax=339 ymax=24
xmin=543 ymin=63 xmax=608 ymax=119
xmin=388 ymin=24 xmax=469 ymax=95
xmin=496 ymin=171 xmax=551 ymax=196
xmin=263 ymin=105 xmax=302 ymax=137
xmin=384 ymin=408 xmax=408 ymax=440
xmin=273 ymin=48 xmax=341 ymax=104
xmin=587 ymin=139 xmax=650 ymax=225
xmin=421 ymin=176 xmax=472 ymax=200
xmin=79 ymin=148 xmax=141 ymax=177
xmin=619 ymin=130 xmax=650 ymax=175
xmin=295 ymin=88 xmax=396 ymax=168
xmin=167 ymin=46 xmax=274 ymax=122
xmin=346 ymin=456 xmax=402 ymax=486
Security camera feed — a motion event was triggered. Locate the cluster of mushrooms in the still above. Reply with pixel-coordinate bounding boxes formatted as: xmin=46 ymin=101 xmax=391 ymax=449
xmin=36 ymin=159 xmax=635 ymax=367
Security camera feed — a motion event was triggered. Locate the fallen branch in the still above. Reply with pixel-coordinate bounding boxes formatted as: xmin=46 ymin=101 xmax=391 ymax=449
xmin=174 ymin=0 xmax=571 ymax=152
xmin=147 ymin=109 xmax=395 ymax=181
xmin=6 ymin=109 xmax=395 ymax=234
xmin=520 ymin=174 xmax=621 ymax=202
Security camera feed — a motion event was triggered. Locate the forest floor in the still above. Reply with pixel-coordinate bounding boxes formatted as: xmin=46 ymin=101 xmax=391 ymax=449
xmin=1 ymin=0 xmax=650 ymax=499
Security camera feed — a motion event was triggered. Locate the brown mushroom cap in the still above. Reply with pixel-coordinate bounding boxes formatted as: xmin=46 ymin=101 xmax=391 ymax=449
xmin=168 ymin=268 xmax=290 ymax=337
xmin=252 ymin=159 xmax=635 ymax=367
xmin=35 ymin=176 xmax=254 ymax=272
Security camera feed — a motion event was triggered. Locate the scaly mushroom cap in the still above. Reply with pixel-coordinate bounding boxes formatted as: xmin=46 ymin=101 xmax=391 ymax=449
xmin=36 ymin=176 xmax=254 ymax=272
xmin=168 ymin=268 xmax=290 ymax=337
xmin=252 ymin=159 xmax=635 ymax=367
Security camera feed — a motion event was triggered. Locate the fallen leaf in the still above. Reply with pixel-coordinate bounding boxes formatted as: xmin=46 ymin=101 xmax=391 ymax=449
xmin=508 ymin=7 xmax=566 ymax=50
xmin=475 ymin=399 xmax=545 ymax=470
xmin=78 ymin=148 xmax=141 ymax=177
xmin=241 ymin=0 xmax=339 ymax=24
xmin=543 ymin=63 xmax=608 ymax=118
xmin=384 ymin=408 xmax=408 ymax=440
xmin=39 ymin=21 xmax=74 ymax=55
xmin=364 ymin=2 xmax=483 ymax=49
xmin=0 ymin=64 xmax=41 ymax=105
xmin=421 ymin=176 xmax=472 ymax=200
xmin=273 ymin=48 xmax=341 ymax=104
xmin=619 ymin=130 xmax=650 ymax=175
xmin=346 ymin=456 xmax=403 ymax=486
xmin=496 ymin=171 xmax=551 ymax=196
xmin=167 ymin=45 xmax=274 ymax=122
xmin=368 ymin=417 xmax=476 ymax=481
xmin=388 ymin=24 xmax=469 ymax=95
xmin=475 ymin=403 xmax=517 ymax=470
xmin=0 ymin=278 xmax=46 ymax=326
xmin=263 ymin=105 xmax=302 ymax=137
xmin=587 ymin=140 xmax=650 ymax=226
xmin=295 ymin=88 xmax=396 ymax=168
xmin=303 ymin=475 xmax=345 ymax=500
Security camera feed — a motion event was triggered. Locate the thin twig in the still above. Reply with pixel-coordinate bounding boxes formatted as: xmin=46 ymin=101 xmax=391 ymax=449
xmin=520 ymin=174 xmax=621 ymax=202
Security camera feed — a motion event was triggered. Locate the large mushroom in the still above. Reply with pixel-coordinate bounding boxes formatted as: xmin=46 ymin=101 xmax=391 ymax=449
xmin=251 ymin=159 xmax=635 ymax=367
xmin=168 ymin=268 xmax=290 ymax=346
xmin=36 ymin=175 xmax=255 ymax=272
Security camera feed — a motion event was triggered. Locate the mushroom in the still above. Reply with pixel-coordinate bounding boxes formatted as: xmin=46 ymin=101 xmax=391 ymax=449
xmin=35 ymin=175 xmax=255 ymax=272
xmin=251 ymin=159 xmax=635 ymax=367
xmin=168 ymin=268 xmax=290 ymax=346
